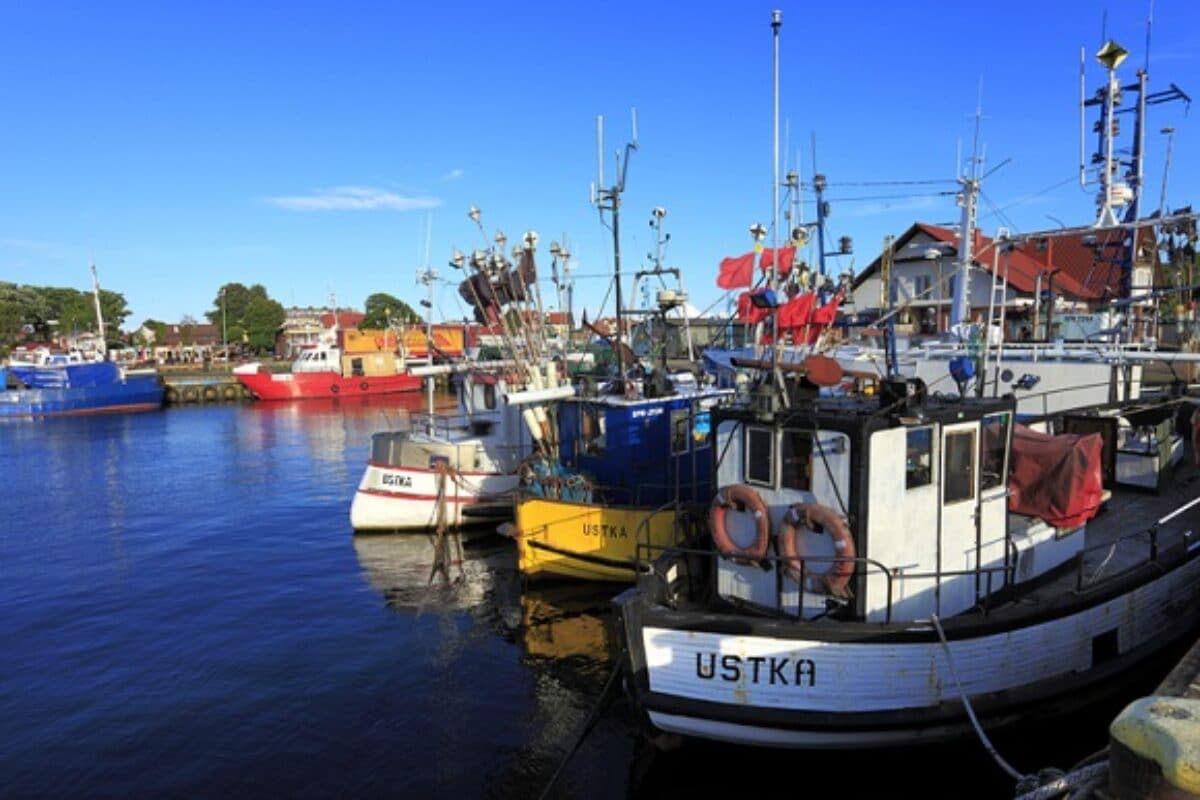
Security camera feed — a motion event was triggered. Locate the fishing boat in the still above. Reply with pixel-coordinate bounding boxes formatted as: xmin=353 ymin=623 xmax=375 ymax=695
xmin=614 ymin=352 xmax=1200 ymax=749
xmin=504 ymin=132 xmax=733 ymax=583
xmin=350 ymin=362 xmax=569 ymax=531
xmin=613 ymin=12 xmax=1200 ymax=754
xmin=234 ymin=333 xmax=422 ymax=400
xmin=352 ymin=225 xmax=575 ymax=532
xmin=2 ymin=266 xmax=163 ymax=419
xmin=2 ymin=360 xmax=164 ymax=418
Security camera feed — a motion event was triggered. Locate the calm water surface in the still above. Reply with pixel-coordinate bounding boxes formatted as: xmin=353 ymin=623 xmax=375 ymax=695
xmin=0 ymin=397 xmax=1167 ymax=798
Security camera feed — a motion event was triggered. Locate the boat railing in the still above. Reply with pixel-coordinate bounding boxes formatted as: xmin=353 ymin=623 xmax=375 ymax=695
xmin=1072 ymin=511 xmax=1186 ymax=591
xmin=643 ymin=544 xmax=1018 ymax=624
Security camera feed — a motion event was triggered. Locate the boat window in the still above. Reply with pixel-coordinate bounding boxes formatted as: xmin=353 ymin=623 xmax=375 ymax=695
xmin=581 ymin=404 xmax=605 ymax=455
xmin=944 ymin=430 xmax=976 ymax=504
xmin=981 ymin=412 xmax=1010 ymax=491
xmin=780 ymin=430 xmax=812 ymax=491
xmin=670 ymin=409 xmax=689 ymax=455
xmin=906 ymin=427 xmax=933 ymax=490
xmin=746 ymin=427 xmax=773 ymax=486
xmin=350 ymin=357 xmax=364 ymax=377
xmin=693 ymin=410 xmax=712 ymax=449
xmin=483 ymin=383 xmax=496 ymax=410
xmin=319 ymin=351 xmax=327 ymax=362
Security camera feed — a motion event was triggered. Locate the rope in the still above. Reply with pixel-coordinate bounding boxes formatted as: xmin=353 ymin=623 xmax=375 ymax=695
xmin=536 ymin=665 xmax=621 ymax=800
xmin=930 ymin=613 xmax=1029 ymax=783
xmin=1012 ymin=763 xmax=1109 ymax=800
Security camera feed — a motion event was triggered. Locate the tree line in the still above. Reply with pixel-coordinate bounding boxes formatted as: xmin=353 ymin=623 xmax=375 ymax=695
xmin=1 ymin=280 xmax=429 ymax=358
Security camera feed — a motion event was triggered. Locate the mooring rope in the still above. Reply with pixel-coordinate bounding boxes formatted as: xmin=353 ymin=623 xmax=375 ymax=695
xmin=536 ymin=665 xmax=621 ymax=800
xmin=930 ymin=614 xmax=1028 ymax=783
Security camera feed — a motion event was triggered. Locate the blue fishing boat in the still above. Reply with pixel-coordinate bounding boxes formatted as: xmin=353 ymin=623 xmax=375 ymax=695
xmin=2 ymin=360 xmax=163 ymax=418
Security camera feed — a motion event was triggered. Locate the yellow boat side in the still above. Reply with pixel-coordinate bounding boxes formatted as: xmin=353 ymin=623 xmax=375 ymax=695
xmin=514 ymin=497 xmax=684 ymax=583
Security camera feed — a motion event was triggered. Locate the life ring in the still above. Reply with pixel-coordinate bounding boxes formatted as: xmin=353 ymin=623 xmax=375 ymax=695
xmin=331 ymin=384 xmax=340 ymax=394
xmin=360 ymin=381 xmax=369 ymax=391
xmin=374 ymin=335 xmax=385 ymax=350
xmin=709 ymin=484 xmax=770 ymax=561
xmin=778 ymin=503 xmax=855 ymax=596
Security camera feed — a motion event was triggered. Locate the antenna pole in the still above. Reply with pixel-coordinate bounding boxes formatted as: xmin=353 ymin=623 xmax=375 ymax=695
xmin=1079 ymin=48 xmax=1087 ymax=188
xmin=91 ymin=262 xmax=106 ymax=358
xmin=771 ymin=9 xmax=781 ymax=294
xmin=594 ymin=112 xmax=638 ymax=394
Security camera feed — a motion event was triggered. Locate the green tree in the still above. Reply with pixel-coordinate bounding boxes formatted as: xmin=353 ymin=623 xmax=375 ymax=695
xmin=361 ymin=292 xmax=422 ymax=329
xmin=207 ymin=283 xmax=285 ymax=354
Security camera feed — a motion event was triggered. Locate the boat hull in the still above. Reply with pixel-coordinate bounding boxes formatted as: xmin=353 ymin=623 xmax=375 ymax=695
xmin=616 ymin=542 xmax=1200 ymax=749
xmin=351 ymin=462 xmax=518 ymax=531
xmin=514 ymin=497 xmax=684 ymax=582
xmin=235 ymin=369 xmax=421 ymax=400
xmin=0 ymin=375 xmax=164 ymax=418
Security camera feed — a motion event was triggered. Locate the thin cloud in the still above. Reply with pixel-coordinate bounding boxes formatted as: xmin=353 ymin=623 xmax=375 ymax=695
xmin=264 ymin=186 xmax=442 ymax=212
xmin=441 ymin=168 xmax=465 ymax=182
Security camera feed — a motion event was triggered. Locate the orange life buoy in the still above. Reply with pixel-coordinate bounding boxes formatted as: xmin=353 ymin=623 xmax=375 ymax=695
xmin=709 ymin=484 xmax=770 ymax=561
xmin=778 ymin=502 xmax=855 ymax=596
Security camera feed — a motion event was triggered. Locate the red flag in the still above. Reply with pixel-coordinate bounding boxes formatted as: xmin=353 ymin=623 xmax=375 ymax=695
xmin=736 ymin=291 xmax=773 ymax=324
xmin=759 ymin=246 xmax=796 ymax=277
xmin=803 ymin=291 xmax=844 ymax=344
xmin=717 ymin=252 xmax=755 ymax=289
xmin=778 ymin=292 xmax=815 ymax=330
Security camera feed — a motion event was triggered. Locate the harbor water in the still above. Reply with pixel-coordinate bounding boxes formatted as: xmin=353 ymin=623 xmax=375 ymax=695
xmin=0 ymin=398 xmax=1177 ymax=798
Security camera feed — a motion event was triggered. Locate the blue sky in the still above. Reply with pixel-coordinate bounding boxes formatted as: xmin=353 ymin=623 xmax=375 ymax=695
xmin=1 ymin=1 xmax=1197 ymax=328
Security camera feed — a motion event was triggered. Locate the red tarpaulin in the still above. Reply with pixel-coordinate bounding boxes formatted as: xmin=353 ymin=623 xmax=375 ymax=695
xmin=1007 ymin=424 xmax=1104 ymax=529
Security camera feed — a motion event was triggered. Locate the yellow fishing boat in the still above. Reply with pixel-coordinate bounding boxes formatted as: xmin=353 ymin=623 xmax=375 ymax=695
xmin=514 ymin=497 xmax=687 ymax=582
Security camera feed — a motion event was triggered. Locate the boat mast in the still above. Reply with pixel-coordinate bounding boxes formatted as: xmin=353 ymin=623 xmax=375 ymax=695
xmin=593 ymin=110 xmax=638 ymax=392
xmin=950 ymin=104 xmax=982 ymax=337
xmin=770 ymin=10 xmax=782 ymax=376
xmin=90 ymin=262 xmax=106 ymax=358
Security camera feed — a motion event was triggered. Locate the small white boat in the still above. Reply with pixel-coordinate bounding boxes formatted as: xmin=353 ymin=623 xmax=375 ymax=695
xmin=350 ymin=363 xmax=572 ymax=532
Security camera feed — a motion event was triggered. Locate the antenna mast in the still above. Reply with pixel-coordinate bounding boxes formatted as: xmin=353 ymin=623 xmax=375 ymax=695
xmin=90 ymin=262 xmax=106 ymax=358
xmin=593 ymin=109 xmax=639 ymax=392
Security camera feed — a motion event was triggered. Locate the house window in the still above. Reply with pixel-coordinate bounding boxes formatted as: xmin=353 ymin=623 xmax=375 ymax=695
xmin=746 ymin=427 xmax=773 ymax=486
xmin=670 ymin=409 xmax=690 ymax=455
xmin=780 ymin=430 xmax=812 ymax=491
xmin=906 ymin=427 xmax=933 ymax=489
xmin=981 ymin=412 xmax=1010 ymax=491
xmin=483 ymin=383 xmax=496 ymax=410
xmin=944 ymin=430 xmax=976 ymax=504
xmin=913 ymin=275 xmax=932 ymax=298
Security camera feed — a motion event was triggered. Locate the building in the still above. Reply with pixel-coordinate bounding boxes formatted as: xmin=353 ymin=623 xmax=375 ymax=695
xmin=850 ymin=222 xmax=1159 ymax=343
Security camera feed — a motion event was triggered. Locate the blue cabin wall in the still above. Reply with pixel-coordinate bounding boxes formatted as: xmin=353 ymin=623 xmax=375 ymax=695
xmin=557 ymin=396 xmax=716 ymax=507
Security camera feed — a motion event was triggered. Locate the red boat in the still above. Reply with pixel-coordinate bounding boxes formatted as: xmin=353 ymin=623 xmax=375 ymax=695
xmin=234 ymin=343 xmax=421 ymax=401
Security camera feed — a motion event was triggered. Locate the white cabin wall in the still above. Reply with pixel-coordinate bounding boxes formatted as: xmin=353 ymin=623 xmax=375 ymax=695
xmin=865 ymin=427 xmax=941 ymax=622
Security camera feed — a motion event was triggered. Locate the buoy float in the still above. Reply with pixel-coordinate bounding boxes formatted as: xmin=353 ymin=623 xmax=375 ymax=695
xmin=709 ymin=484 xmax=770 ymax=561
xmin=778 ymin=502 xmax=855 ymax=596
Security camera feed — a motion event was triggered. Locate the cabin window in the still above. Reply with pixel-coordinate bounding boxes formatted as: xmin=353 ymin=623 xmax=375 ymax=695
xmin=944 ymin=430 xmax=976 ymax=504
xmin=483 ymin=383 xmax=496 ymax=410
xmin=906 ymin=427 xmax=933 ymax=489
xmin=580 ymin=405 xmax=605 ymax=455
xmin=693 ymin=410 xmax=712 ymax=449
xmin=780 ymin=430 xmax=812 ymax=491
xmin=319 ymin=351 xmax=327 ymax=361
xmin=350 ymin=357 xmax=364 ymax=377
xmin=670 ymin=409 xmax=690 ymax=455
xmin=746 ymin=427 xmax=774 ymax=486
xmin=981 ymin=412 xmax=1010 ymax=491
